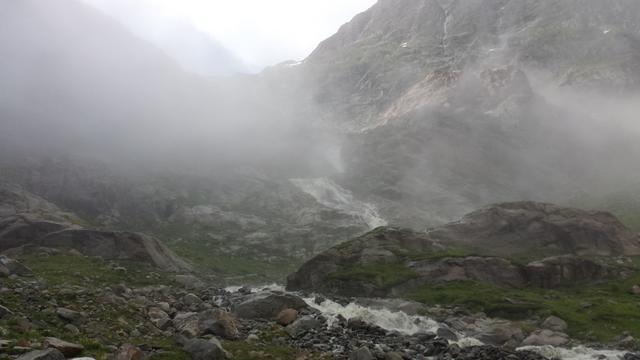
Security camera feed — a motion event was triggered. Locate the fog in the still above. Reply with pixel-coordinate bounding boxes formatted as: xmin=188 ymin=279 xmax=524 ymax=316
xmin=0 ymin=0 xmax=341 ymax=178
xmin=1 ymin=0 xmax=640 ymax=229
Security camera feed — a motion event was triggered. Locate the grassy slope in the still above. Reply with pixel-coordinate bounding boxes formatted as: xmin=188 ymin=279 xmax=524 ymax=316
xmin=0 ymin=255 xmax=316 ymax=359
xmin=322 ymin=224 xmax=640 ymax=344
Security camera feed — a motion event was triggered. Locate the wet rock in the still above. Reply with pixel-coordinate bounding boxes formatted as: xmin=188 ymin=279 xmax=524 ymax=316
xmin=276 ymin=308 xmax=299 ymax=326
xmin=233 ymin=291 xmax=307 ymax=319
xmin=198 ymin=309 xmax=239 ymax=340
xmin=183 ymin=338 xmax=227 ymax=360
xmin=16 ymin=349 xmax=65 ymax=360
xmin=437 ymin=327 xmax=458 ymax=341
xmin=449 ymin=317 xmax=523 ymax=348
xmin=521 ymin=329 xmax=569 ymax=346
xmin=284 ymin=315 xmax=322 ymax=338
xmin=540 ymin=315 xmax=568 ymax=332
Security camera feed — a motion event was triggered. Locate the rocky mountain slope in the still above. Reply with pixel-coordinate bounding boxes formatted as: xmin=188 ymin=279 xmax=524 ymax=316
xmin=0 ymin=184 xmax=190 ymax=272
xmin=287 ymin=0 xmax=640 ymax=228
xmin=2 ymin=0 xmax=640 ymax=263
xmin=287 ymin=201 xmax=640 ymax=296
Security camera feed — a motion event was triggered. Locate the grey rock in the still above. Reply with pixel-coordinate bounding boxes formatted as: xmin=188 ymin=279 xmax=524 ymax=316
xmin=42 ymin=337 xmax=84 ymax=357
xmin=0 ymin=255 xmax=32 ymax=277
xmin=349 ymin=346 xmax=374 ymax=360
xmin=521 ymin=329 xmax=569 ymax=346
xmin=175 ymin=275 xmax=205 ymax=290
xmin=0 ymin=304 xmax=12 ymax=319
xmin=198 ymin=309 xmax=239 ymax=340
xmin=437 ymin=327 xmax=458 ymax=341
xmin=56 ymin=307 xmax=85 ymax=324
xmin=540 ymin=316 xmax=568 ymax=332
xmin=183 ymin=293 xmax=203 ymax=306
xmin=173 ymin=312 xmax=199 ymax=338
xmin=183 ymin=338 xmax=227 ymax=360
xmin=148 ymin=307 xmax=171 ymax=330
xmin=16 ymin=349 xmax=65 ymax=360
xmin=233 ymin=291 xmax=307 ymax=319
xmin=284 ymin=315 xmax=322 ymax=338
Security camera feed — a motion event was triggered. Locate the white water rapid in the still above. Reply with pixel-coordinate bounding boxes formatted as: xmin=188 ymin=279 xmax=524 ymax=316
xmin=290 ymin=177 xmax=387 ymax=229
xmin=229 ymin=285 xmax=629 ymax=360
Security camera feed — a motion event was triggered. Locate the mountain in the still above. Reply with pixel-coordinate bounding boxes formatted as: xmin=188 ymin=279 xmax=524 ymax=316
xmin=1 ymin=0 xmax=640 ymax=278
xmin=80 ymin=0 xmax=249 ymax=76
xmin=284 ymin=0 xmax=640 ymax=228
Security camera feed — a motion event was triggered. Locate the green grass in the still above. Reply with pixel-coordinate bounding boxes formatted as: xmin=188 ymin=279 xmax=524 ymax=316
xmin=19 ymin=255 xmax=174 ymax=288
xmin=328 ymin=263 xmax=419 ymax=289
xmin=406 ymin=267 xmax=640 ymax=343
xmin=167 ymin=240 xmax=301 ymax=284
xmin=0 ymin=255 xmax=182 ymax=359
xmin=222 ymin=325 xmax=325 ymax=360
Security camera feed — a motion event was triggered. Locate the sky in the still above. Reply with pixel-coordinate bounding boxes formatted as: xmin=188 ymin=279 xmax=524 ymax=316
xmin=81 ymin=0 xmax=377 ymax=72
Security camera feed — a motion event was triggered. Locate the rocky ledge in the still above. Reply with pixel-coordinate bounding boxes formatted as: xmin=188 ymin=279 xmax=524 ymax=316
xmin=0 ymin=184 xmax=190 ymax=272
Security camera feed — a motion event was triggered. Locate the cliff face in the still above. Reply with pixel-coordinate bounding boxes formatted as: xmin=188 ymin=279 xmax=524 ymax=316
xmin=300 ymin=0 xmax=640 ymax=131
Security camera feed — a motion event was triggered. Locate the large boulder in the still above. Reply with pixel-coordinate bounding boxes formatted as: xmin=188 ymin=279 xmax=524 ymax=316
xmin=233 ymin=291 xmax=307 ymax=319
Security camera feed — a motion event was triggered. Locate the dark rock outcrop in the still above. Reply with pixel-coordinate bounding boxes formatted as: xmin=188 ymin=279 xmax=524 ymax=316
xmin=288 ymin=202 xmax=637 ymax=295
xmin=40 ymin=229 xmax=191 ymax=272
xmin=430 ymin=201 xmax=640 ymax=256
xmin=0 ymin=185 xmax=191 ymax=272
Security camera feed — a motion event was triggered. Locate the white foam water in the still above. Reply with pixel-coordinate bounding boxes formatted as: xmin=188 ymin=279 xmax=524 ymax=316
xmin=290 ymin=177 xmax=387 ymax=229
xmin=304 ymin=297 xmax=440 ymax=335
xmin=227 ymin=287 xmax=630 ymax=359
xmin=518 ymin=345 xmax=627 ymax=360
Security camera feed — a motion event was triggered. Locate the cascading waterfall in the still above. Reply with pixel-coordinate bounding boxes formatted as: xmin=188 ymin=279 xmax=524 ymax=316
xmin=290 ymin=177 xmax=387 ymax=229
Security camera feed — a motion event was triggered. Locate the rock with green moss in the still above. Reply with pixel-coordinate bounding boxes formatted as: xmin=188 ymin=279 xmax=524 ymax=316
xmin=288 ymin=202 xmax=640 ymax=296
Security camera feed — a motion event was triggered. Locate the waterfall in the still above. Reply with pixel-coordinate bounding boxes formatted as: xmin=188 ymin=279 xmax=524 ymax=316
xmin=290 ymin=177 xmax=387 ymax=229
